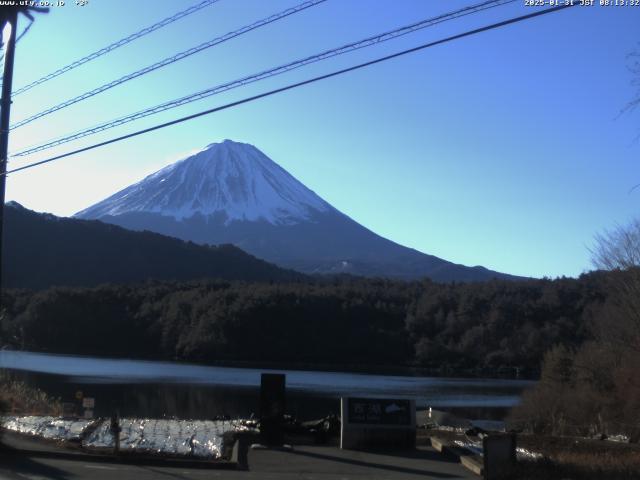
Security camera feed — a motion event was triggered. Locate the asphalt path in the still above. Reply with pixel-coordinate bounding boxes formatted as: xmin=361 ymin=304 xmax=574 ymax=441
xmin=0 ymin=431 xmax=476 ymax=480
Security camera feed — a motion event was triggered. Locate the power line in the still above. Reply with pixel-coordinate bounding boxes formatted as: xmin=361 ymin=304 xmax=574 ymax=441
xmin=10 ymin=0 xmax=327 ymax=130
xmin=11 ymin=0 xmax=220 ymax=97
xmin=12 ymin=0 xmax=515 ymax=157
xmin=4 ymin=3 xmax=577 ymax=177
xmin=15 ymin=17 xmax=34 ymax=44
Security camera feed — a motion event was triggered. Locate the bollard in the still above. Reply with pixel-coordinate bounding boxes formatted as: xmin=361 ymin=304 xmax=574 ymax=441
xmin=483 ymin=433 xmax=516 ymax=479
xmin=232 ymin=433 xmax=249 ymax=470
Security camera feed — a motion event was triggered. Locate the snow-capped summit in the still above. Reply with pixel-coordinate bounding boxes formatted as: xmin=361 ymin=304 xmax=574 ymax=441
xmin=76 ymin=140 xmax=517 ymax=282
xmin=76 ymin=140 xmax=331 ymax=225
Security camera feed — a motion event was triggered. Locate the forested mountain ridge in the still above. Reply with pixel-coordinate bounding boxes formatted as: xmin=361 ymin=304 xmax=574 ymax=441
xmin=3 ymin=202 xmax=305 ymax=289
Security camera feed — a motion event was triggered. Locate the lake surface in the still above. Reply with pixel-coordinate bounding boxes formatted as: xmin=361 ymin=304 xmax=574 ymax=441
xmin=0 ymin=351 xmax=534 ymax=420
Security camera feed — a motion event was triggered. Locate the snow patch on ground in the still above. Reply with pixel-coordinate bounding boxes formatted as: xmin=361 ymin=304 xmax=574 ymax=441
xmin=516 ymin=447 xmax=543 ymax=460
xmin=2 ymin=416 xmax=92 ymax=441
xmin=2 ymin=416 xmax=250 ymax=459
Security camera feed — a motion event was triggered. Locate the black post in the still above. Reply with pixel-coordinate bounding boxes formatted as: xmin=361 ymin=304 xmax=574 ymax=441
xmin=0 ymin=9 xmax=18 ymax=299
xmin=260 ymin=373 xmax=285 ymax=446
xmin=110 ymin=412 xmax=121 ymax=455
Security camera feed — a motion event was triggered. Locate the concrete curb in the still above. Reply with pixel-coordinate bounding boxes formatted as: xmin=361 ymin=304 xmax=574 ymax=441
xmin=460 ymin=454 xmax=483 ymax=476
xmin=430 ymin=437 xmax=446 ymax=452
xmin=231 ymin=436 xmax=249 ymax=470
xmin=429 ymin=436 xmax=483 ymax=477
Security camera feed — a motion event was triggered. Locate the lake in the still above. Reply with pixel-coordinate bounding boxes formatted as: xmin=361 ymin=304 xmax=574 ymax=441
xmin=0 ymin=350 xmax=534 ymax=421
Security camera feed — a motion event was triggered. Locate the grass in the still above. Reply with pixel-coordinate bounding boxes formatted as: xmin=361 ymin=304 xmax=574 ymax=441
xmin=514 ymin=456 xmax=640 ymax=480
xmin=516 ymin=435 xmax=640 ymax=480
xmin=0 ymin=372 xmax=61 ymax=416
xmin=420 ymin=429 xmax=640 ymax=479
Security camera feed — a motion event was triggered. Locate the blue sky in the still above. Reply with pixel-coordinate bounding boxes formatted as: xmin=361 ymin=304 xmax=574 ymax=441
xmin=4 ymin=0 xmax=639 ymax=278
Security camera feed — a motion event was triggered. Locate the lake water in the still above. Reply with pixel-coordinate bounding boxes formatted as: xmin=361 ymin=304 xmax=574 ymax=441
xmin=0 ymin=351 xmax=534 ymax=420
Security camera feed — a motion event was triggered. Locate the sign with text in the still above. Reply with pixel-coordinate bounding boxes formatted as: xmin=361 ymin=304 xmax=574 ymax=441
xmin=341 ymin=397 xmax=416 ymax=450
xmin=347 ymin=398 xmax=412 ymax=425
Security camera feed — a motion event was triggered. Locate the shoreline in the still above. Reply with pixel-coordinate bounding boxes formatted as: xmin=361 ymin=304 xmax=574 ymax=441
xmin=0 ymin=348 xmax=540 ymax=381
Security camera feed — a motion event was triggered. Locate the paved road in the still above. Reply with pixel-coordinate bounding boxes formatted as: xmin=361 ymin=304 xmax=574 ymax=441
xmin=0 ymin=432 xmax=476 ymax=480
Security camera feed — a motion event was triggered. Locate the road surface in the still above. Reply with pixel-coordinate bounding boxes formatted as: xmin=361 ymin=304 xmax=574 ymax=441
xmin=0 ymin=431 xmax=476 ymax=479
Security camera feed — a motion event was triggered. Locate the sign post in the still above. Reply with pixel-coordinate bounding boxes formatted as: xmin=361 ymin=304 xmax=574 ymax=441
xmin=82 ymin=397 xmax=95 ymax=419
xmin=110 ymin=412 xmax=121 ymax=456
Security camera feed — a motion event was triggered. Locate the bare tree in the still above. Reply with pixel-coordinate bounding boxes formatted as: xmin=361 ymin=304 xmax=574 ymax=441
xmin=592 ymin=219 xmax=640 ymax=270
xmin=625 ymin=48 xmax=640 ymax=116
xmin=590 ymin=219 xmax=640 ymax=354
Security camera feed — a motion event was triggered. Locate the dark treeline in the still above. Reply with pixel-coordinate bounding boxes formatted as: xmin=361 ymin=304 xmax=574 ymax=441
xmin=3 ymin=203 xmax=305 ymax=289
xmin=0 ymin=272 xmax=609 ymax=377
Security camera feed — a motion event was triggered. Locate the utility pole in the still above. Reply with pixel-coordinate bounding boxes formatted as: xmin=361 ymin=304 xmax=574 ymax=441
xmin=0 ymin=8 xmax=18 ymax=301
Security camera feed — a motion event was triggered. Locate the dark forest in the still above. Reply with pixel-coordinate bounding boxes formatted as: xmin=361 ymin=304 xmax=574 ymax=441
xmin=0 ymin=272 xmax=610 ymax=377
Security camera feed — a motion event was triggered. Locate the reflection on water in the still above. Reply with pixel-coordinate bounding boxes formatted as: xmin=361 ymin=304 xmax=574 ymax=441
xmin=0 ymin=351 xmax=534 ymax=420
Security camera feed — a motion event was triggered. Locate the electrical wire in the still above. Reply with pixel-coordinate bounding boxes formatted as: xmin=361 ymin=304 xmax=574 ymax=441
xmin=12 ymin=0 xmax=515 ymax=156
xmin=13 ymin=2 xmax=327 ymax=132
xmin=4 ymin=3 xmax=577 ymax=177
xmin=15 ymin=17 xmax=34 ymax=45
xmin=10 ymin=0 xmax=326 ymax=130
xmin=11 ymin=0 xmax=220 ymax=97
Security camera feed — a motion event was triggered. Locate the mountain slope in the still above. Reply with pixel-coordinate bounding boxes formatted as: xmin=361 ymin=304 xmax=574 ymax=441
xmin=76 ymin=140 xmax=517 ymax=282
xmin=3 ymin=202 xmax=304 ymax=290
xmin=77 ymin=140 xmax=331 ymax=224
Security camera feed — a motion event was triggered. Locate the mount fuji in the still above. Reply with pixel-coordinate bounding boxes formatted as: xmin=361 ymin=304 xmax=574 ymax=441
xmin=76 ymin=140 xmax=514 ymax=282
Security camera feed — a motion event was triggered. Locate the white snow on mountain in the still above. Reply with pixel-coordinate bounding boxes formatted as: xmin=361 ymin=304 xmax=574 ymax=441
xmin=76 ymin=140 xmax=332 ymax=225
